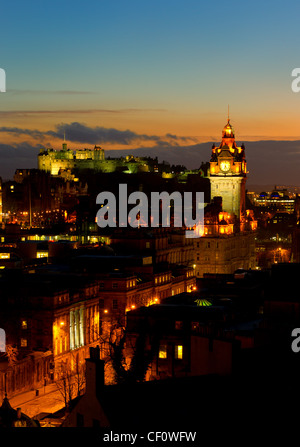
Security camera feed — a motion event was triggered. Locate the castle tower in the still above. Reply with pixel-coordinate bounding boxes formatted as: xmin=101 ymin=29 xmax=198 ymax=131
xmin=62 ymin=130 xmax=67 ymax=150
xmin=209 ymin=118 xmax=247 ymax=221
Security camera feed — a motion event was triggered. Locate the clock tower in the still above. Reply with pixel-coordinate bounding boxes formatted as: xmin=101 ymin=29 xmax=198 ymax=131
xmin=209 ymin=118 xmax=247 ymax=221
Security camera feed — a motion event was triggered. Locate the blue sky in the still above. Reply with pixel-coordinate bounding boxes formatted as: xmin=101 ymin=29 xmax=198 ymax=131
xmin=1 ymin=0 xmax=299 ymax=114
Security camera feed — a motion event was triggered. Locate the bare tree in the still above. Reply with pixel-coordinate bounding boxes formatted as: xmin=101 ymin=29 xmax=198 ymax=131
xmin=0 ymin=344 xmax=19 ymax=398
xmin=55 ymin=354 xmax=85 ymax=410
xmin=5 ymin=344 xmax=18 ymax=368
xmin=95 ymin=310 xmax=160 ymax=385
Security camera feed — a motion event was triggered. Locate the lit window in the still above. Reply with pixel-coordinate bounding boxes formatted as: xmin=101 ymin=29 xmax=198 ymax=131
xmin=158 ymin=345 xmax=167 ymax=359
xmin=21 ymin=320 xmax=27 ymax=329
xmin=37 ymin=251 xmax=48 ymax=258
xmin=175 ymin=345 xmax=183 ymax=359
xmin=20 ymin=338 xmax=27 ymax=347
xmin=175 ymin=321 xmax=183 ymax=330
xmin=191 ymin=322 xmax=199 ymax=330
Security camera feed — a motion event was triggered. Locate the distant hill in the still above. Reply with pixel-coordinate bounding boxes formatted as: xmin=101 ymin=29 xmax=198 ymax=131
xmin=106 ymin=139 xmax=300 ymax=187
xmin=104 ymin=143 xmax=212 ymax=171
xmin=1 ymin=139 xmax=300 ymax=186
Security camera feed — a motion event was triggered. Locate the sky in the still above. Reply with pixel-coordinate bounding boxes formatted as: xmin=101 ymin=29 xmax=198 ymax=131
xmin=1 ymin=0 xmax=300 ymax=183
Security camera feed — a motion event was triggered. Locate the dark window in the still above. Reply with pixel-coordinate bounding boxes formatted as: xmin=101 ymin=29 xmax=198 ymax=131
xmin=93 ymin=419 xmax=100 ymax=428
xmin=175 ymin=320 xmax=183 ymax=330
xmin=191 ymin=321 xmax=199 ymax=331
xmin=76 ymin=413 xmax=84 ymax=427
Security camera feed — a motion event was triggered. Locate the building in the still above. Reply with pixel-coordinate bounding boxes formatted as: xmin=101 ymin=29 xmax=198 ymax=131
xmin=38 ymin=142 xmax=166 ymax=176
xmin=209 ymin=118 xmax=247 ymax=221
xmin=193 ymin=119 xmax=257 ymax=277
xmin=0 ymin=395 xmax=39 ymax=427
xmin=0 ymin=270 xmax=102 ymax=398
xmin=252 ymin=188 xmax=295 ymax=213
xmin=194 ymin=226 xmax=256 ymax=277
xmin=110 ymin=227 xmax=195 ymax=267
xmin=125 ymin=298 xmax=239 ymax=380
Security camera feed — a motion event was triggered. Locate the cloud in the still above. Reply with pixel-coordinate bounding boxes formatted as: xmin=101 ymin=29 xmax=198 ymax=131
xmin=0 ymin=108 xmax=167 ymax=117
xmin=0 ymin=122 xmax=197 ymax=146
xmin=7 ymin=89 xmax=96 ymax=95
xmin=0 ymin=142 xmax=41 ymax=179
xmin=0 ymin=126 xmax=46 ymax=139
xmin=48 ymin=122 xmax=158 ymax=145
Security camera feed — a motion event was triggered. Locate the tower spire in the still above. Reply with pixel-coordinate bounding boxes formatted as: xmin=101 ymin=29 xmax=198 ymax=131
xmin=228 ymin=104 xmax=230 ymax=122
xmin=62 ymin=129 xmax=67 ymax=150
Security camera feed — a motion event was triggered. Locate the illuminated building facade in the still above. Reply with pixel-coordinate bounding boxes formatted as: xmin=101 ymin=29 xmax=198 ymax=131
xmin=194 ymin=208 xmax=256 ymax=277
xmin=38 ymin=142 xmax=157 ymax=176
xmin=209 ymin=119 xmax=247 ymax=221
xmin=194 ymin=119 xmax=257 ymax=277
xmin=52 ymin=284 xmax=101 ymax=378
xmin=251 ymin=189 xmax=295 ymax=213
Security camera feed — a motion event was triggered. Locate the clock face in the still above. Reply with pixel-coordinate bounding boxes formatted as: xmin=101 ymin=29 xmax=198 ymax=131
xmin=220 ymin=160 xmax=231 ymax=172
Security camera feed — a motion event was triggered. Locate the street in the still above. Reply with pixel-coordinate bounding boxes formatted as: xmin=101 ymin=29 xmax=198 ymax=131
xmin=8 ymin=382 xmax=66 ymax=425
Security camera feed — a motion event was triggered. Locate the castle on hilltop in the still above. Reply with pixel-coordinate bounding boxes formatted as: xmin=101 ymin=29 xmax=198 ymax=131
xmin=38 ymin=141 xmax=157 ymax=176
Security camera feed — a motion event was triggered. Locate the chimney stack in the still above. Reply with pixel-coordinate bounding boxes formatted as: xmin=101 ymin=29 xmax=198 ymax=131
xmin=85 ymin=346 xmax=105 ymax=398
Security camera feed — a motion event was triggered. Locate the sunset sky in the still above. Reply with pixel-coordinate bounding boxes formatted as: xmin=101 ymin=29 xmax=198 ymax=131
xmin=1 ymin=0 xmax=300 ymax=182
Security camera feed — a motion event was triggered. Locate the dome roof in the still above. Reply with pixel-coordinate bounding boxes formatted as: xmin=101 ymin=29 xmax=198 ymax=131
xmin=194 ymin=298 xmax=212 ymax=307
xmin=222 ymin=119 xmax=235 ymax=138
xmin=219 ymin=219 xmax=228 ymax=225
xmin=270 ymin=191 xmax=280 ymax=198
xmin=98 ymin=244 xmax=115 ymax=255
